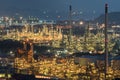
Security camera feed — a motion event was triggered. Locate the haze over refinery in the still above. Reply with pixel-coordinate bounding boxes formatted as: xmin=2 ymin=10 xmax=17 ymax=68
xmin=0 ymin=0 xmax=120 ymax=20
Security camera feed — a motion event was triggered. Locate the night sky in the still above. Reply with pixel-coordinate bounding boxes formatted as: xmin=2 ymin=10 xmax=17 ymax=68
xmin=0 ymin=0 xmax=119 ymax=20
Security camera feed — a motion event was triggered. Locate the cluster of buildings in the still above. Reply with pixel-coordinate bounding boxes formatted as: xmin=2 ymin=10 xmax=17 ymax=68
xmin=0 ymin=16 xmax=119 ymax=54
xmin=0 ymin=14 xmax=120 ymax=79
xmin=13 ymin=55 xmax=120 ymax=80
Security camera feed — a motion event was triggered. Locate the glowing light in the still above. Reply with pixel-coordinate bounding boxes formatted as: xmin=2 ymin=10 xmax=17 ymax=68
xmin=80 ymin=21 xmax=83 ymax=25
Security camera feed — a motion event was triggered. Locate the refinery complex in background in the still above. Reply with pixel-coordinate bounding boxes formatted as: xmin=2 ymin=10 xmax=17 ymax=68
xmin=0 ymin=15 xmax=120 ymax=54
xmin=0 ymin=4 xmax=120 ymax=80
xmin=0 ymin=15 xmax=119 ymax=79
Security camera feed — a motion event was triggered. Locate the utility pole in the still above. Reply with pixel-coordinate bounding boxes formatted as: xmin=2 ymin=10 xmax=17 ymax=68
xmin=105 ymin=3 xmax=108 ymax=79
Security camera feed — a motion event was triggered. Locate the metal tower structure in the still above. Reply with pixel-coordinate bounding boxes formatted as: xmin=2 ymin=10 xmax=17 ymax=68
xmin=68 ymin=5 xmax=72 ymax=46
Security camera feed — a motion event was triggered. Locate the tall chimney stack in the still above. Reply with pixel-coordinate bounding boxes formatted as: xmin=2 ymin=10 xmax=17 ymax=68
xmin=105 ymin=3 xmax=108 ymax=79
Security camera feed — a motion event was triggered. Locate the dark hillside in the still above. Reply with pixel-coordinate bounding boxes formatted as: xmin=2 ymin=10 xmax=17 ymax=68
xmin=94 ymin=12 xmax=120 ymax=24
